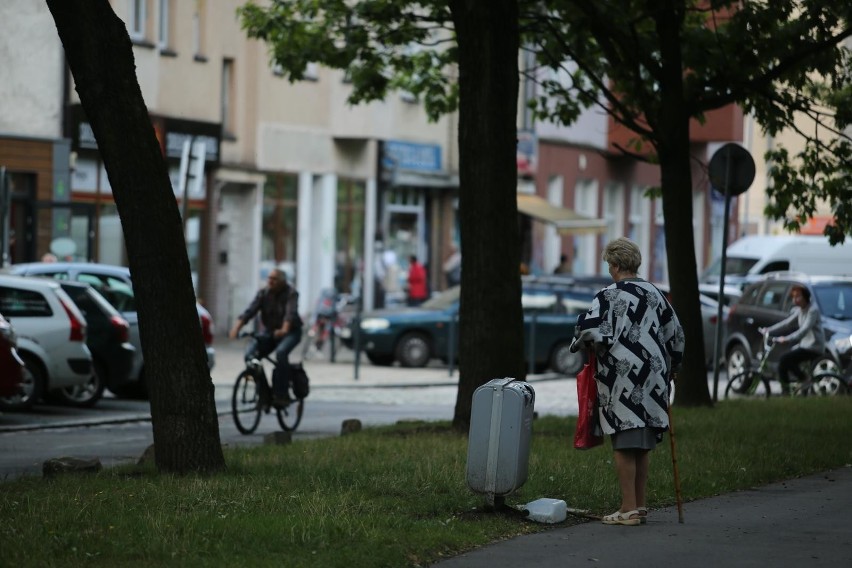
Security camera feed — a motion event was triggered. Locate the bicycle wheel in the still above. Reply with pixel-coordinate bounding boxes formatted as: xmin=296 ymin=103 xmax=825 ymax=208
xmin=276 ymin=398 xmax=304 ymax=431
xmin=232 ymin=370 xmax=263 ymax=434
xmin=724 ymin=371 xmax=771 ymax=399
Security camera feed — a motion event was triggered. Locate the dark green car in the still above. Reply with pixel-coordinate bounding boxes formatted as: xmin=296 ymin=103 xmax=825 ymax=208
xmin=341 ymin=277 xmax=598 ymax=375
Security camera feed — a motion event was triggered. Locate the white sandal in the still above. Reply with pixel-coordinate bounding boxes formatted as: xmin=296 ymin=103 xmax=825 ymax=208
xmin=602 ymin=509 xmax=641 ymax=526
xmin=637 ymin=507 xmax=648 ymax=524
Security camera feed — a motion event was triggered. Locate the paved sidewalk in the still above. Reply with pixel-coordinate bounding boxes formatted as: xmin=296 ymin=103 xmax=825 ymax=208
xmin=436 ymin=466 xmax=852 ymax=567
xmin=212 ymin=338 xmax=580 ymax=415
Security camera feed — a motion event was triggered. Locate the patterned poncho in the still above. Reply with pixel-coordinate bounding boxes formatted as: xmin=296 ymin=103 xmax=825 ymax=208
xmin=575 ymin=279 xmax=685 ymax=437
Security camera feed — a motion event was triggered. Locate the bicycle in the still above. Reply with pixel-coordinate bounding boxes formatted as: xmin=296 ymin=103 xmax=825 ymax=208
xmin=232 ymin=331 xmax=305 ymax=434
xmin=725 ymin=332 xmax=846 ymax=399
xmin=301 ymin=289 xmax=353 ymax=360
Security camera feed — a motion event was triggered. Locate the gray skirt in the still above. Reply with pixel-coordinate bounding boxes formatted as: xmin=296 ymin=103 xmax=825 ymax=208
xmin=611 ymin=427 xmax=660 ymax=451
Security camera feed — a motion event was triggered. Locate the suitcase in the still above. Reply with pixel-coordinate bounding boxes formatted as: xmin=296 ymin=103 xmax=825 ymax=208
xmin=466 ymin=378 xmax=535 ymax=505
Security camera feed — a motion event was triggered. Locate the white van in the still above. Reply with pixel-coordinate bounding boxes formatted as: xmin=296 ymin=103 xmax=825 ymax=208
xmin=700 ymin=235 xmax=852 ymax=287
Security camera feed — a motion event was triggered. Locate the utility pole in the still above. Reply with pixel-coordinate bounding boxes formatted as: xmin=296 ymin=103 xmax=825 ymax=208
xmin=0 ymin=167 xmax=10 ymax=267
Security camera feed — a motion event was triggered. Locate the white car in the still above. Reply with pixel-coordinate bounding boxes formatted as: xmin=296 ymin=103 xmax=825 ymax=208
xmin=0 ymin=275 xmax=94 ymax=410
xmin=1 ymin=262 xmax=215 ymax=398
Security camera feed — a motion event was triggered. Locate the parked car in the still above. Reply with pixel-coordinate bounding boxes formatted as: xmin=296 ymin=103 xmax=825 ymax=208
xmin=341 ymin=276 xmax=596 ymax=375
xmin=56 ymin=281 xmax=136 ymax=405
xmin=1 ymin=262 xmax=215 ymax=398
xmin=657 ymin=284 xmax=729 ymax=368
xmin=0 ymin=312 xmax=25 ymax=400
xmin=723 ymin=272 xmax=852 ymax=391
xmin=700 ymin=235 xmax=852 ymax=288
xmin=0 ymin=275 xmax=93 ymax=410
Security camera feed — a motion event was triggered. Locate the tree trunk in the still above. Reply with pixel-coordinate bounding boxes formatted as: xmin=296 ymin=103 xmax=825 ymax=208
xmin=46 ymin=0 xmax=226 ymax=473
xmin=654 ymin=2 xmax=712 ymax=406
xmin=449 ymin=0 xmax=525 ymax=430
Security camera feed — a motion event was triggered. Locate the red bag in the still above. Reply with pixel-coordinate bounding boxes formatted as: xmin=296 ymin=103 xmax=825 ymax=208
xmin=574 ymin=355 xmax=603 ymax=450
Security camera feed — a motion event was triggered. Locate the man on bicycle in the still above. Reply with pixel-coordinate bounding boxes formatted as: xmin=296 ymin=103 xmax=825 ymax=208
xmin=229 ymin=268 xmax=303 ymax=406
xmin=759 ymin=285 xmax=825 ymax=395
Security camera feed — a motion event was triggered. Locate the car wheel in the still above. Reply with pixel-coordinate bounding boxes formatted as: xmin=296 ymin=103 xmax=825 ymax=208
xmin=57 ymin=360 xmax=105 ymax=408
xmin=366 ymin=352 xmax=395 ymax=366
xmin=726 ymin=343 xmax=750 ymax=378
xmin=395 ymin=332 xmax=431 ymax=368
xmin=812 ymin=358 xmax=844 ymax=395
xmin=550 ymin=341 xmax=584 ymax=376
xmin=0 ymin=353 xmax=42 ymax=411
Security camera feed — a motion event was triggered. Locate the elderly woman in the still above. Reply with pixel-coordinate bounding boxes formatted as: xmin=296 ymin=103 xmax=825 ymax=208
xmin=573 ymin=237 xmax=684 ymax=526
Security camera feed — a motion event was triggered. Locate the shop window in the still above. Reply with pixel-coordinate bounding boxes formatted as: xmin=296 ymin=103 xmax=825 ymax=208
xmin=335 ymin=179 xmax=365 ymax=294
xmin=97 ymin=204 xmax=127 ymax=266
xmin=262 ymin=175 xmax=298 ymax=266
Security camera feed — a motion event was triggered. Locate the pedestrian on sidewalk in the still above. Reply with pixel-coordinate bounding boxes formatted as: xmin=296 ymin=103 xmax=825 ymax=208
xmin=229 ymin=268 xmax=303 ymax=406
xmin=406 ymin=255 xmax=428 ymax=306
xmin=572 ymin=237 xmax=684 ymax=526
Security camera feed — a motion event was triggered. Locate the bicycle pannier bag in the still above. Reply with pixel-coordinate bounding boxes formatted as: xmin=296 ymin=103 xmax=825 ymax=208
xmin=290 ymin=363 xmax=310 ymax=399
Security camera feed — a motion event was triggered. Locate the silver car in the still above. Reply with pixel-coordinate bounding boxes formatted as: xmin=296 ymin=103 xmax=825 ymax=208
xmin=0 ymin=275 xmax=94 ymax=409
xmin=1 ymin=262 xmax=215 ymax=398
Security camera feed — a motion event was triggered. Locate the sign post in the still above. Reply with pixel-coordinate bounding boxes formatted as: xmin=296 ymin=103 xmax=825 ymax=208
xmin=707 ymin=143 xmax=755 ymax=401
xmin=0 ymin=167 xmax=8 ymax=267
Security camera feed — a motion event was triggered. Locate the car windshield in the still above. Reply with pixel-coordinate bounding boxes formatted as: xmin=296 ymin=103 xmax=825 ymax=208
xmin=701 ymin=256 xmax=760 ymax=280
xmin=813 ymin=283 xmax=852 ymax=320
xmin=420 ymin=286 xmax=461 ymax=310
xmin=522 ymin=287 xmax=593 ymax=314
xmin=419 ymin=285 xmax=593 ymax=314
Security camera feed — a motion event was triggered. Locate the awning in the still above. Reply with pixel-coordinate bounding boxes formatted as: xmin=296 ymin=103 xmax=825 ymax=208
xmin=392 ymin=170 xmax=459 ymax=188
xmin=517 ymin=193 xmax=607 ymax=235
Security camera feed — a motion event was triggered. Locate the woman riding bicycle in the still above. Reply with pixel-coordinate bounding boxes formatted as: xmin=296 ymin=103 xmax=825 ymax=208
xmin=759 ymin=285 xmax=825 ymax=395
xmin=229 ymin=268 xmax=303 ymax=406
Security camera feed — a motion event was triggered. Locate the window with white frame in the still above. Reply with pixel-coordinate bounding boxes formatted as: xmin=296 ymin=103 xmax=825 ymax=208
xmin=627 ymin=185 xmax=651 ymax=270
xmin=128 ymin=0 xmax=147 ymax=41
xmin=158 ymin=0 xmax=171 ymax=49
xmin=544 ymin=176 xmax=564 ymax=273
xmin=693 ymin=189 xmax=706 ymax=271
xmin=193 ymin=0 xmax=206 ymax=58
xmin=273 ymin=62 xmax=318 ymax=80
xmin=601 ymin=182 xmax=625 ymax=272
xmin=573 ymin=179 xmax=599 ymax=275
xmin=651 ymin=196 xmax=668 ymax=283
xmin=221 ymin=59 xmax=235 ymax=138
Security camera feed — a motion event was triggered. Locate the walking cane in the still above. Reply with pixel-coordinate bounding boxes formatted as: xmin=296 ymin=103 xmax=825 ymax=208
xmin=668 ymin=372 xmax=685 ymax=523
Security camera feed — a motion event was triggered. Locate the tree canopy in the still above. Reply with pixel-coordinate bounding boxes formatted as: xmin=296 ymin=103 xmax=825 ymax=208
xmin=241 ymin=0 xmax=852 ymax=407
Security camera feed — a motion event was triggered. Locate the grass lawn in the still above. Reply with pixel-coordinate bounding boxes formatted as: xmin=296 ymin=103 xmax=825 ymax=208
xmin=1 ymin=397 xmax=850 ymax=567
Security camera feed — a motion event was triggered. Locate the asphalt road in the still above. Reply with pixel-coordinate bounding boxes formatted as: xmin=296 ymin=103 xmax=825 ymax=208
xmin=0 ymin=338 xmax=735 ymax=480
xmin=0 ymin=397 xmax=455 ymax=480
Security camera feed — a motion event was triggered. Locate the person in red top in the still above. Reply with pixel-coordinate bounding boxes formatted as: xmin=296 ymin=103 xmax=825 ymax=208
xmin=407 ymin=255 xmax=428 ymax=306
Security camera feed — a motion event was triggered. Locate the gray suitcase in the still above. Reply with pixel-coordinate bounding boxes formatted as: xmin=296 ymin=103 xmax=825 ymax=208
xmin=466 ymin=378 xmax=535 ymax=505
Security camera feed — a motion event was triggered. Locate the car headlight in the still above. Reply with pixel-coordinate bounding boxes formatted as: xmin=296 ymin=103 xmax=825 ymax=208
xmin=833 ymin=334 xmax=852 ymax=356
xmin=360 ymin=318 xmax=390 ymax=331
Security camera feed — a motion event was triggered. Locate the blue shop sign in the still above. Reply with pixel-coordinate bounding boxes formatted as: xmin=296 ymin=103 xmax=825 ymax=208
xmin=383 ymin=140 xmax=442 ymax=172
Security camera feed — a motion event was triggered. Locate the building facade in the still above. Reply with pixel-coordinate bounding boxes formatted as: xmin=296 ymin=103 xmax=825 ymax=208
xmin=1 ymin=0 xmax=461 ymax=331
xmin=2 ymin=0 xmax=750 ymax=331
xmin=517 ymin=60 xmax=744 ymax=283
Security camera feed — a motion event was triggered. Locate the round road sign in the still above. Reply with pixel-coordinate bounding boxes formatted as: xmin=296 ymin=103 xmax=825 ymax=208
xmin=708 ymin=143 xmax=755 ymax=196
